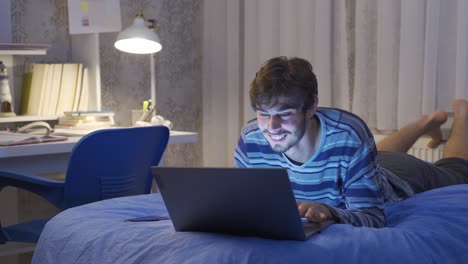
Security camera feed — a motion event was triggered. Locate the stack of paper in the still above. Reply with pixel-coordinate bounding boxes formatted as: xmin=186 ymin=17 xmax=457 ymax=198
xmin=54 ymin=111 xmax=115 ymax=131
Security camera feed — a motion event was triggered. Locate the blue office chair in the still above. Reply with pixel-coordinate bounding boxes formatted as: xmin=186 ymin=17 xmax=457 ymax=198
xmin=0 ymin=125 xmax=170 ymax=243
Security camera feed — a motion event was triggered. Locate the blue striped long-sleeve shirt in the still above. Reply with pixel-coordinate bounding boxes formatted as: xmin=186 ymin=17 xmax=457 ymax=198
xmin=235 ymin=107 xmax=387 ymax=228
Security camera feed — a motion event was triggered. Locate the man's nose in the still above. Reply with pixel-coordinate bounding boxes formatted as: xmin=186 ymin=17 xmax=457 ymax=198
xmin=267 ymin=115 xmax=281 ymax=130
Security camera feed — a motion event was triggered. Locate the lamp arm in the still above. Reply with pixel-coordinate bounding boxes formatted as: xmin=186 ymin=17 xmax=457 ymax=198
xmin=150 ymin=54 xmax=156 ymax=116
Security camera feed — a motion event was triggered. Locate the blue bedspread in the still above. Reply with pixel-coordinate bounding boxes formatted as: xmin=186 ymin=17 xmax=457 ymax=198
xmin=33 ymin=184 xmax=468 ymax=264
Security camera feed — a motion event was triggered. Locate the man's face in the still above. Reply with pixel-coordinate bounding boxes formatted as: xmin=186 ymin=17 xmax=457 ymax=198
xmin=256 ymin=105 xmax=307 ymax=153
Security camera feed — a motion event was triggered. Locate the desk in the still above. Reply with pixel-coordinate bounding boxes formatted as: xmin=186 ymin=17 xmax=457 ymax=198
xmin=0 ymin=130 xmax=198 ymax=174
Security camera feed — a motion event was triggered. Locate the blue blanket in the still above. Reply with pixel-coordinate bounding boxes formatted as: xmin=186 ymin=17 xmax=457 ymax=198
xmin=33 ymin=184 xmax=468 ymax=264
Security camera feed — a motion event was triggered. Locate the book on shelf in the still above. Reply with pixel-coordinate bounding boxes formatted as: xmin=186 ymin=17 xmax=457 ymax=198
xmin=20 ymin=70 xmax=33 ymax=115
xmin=44 ymin=64 xmax=63 ymax=115
xmin=38 ymin=64 xmax=55 ymax=115
xmin=55 ymin=63 xmax=79 ymax=115
xmin=0 ymin=131 xmax=67 ymax=146
xmin=26 ymin=63 xmax=48 ymax=115
xmin=21 ymin=63 xmax=89 ymax=116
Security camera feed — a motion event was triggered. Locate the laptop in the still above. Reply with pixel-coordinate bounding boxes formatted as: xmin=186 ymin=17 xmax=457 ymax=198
xmin=151 ymin=167 xmax=334 ymax=241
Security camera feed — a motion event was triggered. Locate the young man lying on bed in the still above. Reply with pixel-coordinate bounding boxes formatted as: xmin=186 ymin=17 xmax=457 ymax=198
xmin=235 ymin=56 xmax=468 ymax=228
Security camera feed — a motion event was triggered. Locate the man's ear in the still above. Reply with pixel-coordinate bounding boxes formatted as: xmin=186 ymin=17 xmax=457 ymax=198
xmin=306 ymin=96 xmax=319 ymax=118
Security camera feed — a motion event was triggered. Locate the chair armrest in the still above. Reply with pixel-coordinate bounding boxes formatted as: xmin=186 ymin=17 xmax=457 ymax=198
xmin=0 ymin=170 xmax=65 ymax=209
xmin=0 ymin=220 xmax=11 ymax=243
xmin=0 ymin=170 xmax=63 ymax=187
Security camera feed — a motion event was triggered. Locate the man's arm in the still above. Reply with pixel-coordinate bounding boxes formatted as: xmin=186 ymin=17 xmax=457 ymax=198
xmin=299 ymin=135 xmax=386 ymax=228
xmin=326 ymin=205 xmax=385 ymax=227
xmin=297 ymin=202 xmax=385 ymax=227
xmin=332 ymin=136 xmax=386 ymax=227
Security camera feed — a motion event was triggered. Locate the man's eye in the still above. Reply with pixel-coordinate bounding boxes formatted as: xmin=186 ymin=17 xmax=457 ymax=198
xmin=278 ymin=113 xmax=292 ymax=117
xmin=258 ymin=112 xmax=270 ymax=117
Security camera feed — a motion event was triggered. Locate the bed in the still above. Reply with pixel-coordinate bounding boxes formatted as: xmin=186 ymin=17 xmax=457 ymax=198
xmin=32 ymin=184 xmax=468 ymax=264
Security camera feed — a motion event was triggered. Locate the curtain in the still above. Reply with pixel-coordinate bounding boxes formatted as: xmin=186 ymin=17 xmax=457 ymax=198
xmin=243 ymin=0 xmax=347 ymax=121
xmin=202 ymin=0 xmax=468 ymax=166
xmin=353 ymin=0 xmax=468 ymax=131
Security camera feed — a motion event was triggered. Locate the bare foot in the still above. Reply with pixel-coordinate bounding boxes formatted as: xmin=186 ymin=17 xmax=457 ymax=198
xmin=426 ymin=110 xmax=448 ymax=148
xmin=442 ymin=99 xmax=468 ymax=159
xmin=453 ymin=99 xmax=468 ymax=119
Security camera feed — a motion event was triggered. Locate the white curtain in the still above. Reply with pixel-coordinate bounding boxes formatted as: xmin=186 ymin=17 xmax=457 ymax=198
xmin=354 ymin=0 xmax=468 ymax=131
xmin=202 ymin=0 xmax=468 ymax=166
xmin=243 ymin=0 xmax=347 ymax=121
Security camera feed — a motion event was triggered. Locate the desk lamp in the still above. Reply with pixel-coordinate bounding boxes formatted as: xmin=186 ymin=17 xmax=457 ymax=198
xmin=114 ymin=10 xmax=162 ymax=116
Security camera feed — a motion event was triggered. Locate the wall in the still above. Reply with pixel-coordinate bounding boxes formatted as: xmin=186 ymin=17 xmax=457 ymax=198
xmin=10 ymin=0 xmax=202 ymax=166
xmin=0 ymin=0 xmax=11 ymax=42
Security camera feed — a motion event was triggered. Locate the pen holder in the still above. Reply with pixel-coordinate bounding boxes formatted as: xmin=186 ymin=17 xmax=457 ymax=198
xmin=131 ymin=110 xmax=143 ymax=126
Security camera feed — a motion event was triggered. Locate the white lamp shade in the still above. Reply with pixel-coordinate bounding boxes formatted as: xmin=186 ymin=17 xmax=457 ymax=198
xmin=114 ymin=16 xmax=162 ymax=54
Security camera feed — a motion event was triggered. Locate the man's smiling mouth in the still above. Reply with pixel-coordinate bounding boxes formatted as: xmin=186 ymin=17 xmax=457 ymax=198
xmin=268 ymin=134 xmax=287 ymax=141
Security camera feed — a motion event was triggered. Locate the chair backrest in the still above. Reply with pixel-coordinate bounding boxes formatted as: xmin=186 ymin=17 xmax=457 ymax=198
xmin=62 ymin=126 xmax=169 ymax=210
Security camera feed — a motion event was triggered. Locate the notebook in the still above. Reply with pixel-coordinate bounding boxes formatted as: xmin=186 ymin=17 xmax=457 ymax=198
xmin=0 ymin=131 xmax=67 ymax=146
xmin=151 ymin=167 xmax=334 ymax=241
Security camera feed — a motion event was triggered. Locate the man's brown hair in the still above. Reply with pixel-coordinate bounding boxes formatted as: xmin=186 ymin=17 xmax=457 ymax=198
xmin=249 ymin=56 xmax=318 ymax=111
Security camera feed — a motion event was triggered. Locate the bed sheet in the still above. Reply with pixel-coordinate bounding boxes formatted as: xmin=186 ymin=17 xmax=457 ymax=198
xmin=33 ymin=184 xmax=468 ymax=264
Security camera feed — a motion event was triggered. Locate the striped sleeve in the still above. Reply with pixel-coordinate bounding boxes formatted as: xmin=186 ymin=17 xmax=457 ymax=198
xmin=329 ymin=136 xmax=386 ymax=227
xmin=234 ymin=130 xmax=250 ymax=168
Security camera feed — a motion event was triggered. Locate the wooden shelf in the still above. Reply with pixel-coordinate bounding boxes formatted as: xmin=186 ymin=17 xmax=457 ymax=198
xmin=0 ymin=115 xmax=58 ymax=124
xmin=0 ymin=43 xmax=49 ymax=55
xmin=0 ymin=49 xmax=47 ymax=55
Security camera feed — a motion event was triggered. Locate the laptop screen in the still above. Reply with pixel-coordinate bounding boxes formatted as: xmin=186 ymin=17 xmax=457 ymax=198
xmin=152 ymin=167 xmax=313 ymax=240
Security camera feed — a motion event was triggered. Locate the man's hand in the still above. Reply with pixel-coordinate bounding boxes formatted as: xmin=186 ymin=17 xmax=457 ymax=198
xmin=297 ymin=201 xmax=334 ymax=223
